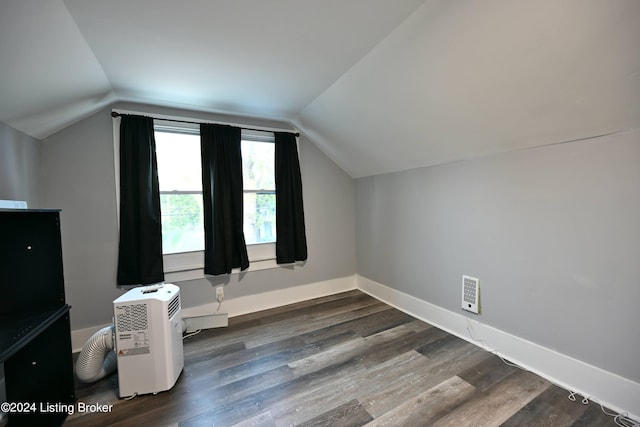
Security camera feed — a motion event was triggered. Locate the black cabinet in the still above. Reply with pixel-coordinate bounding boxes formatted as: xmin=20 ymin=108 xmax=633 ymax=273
xmin=0 ymin=210 xmax=75 ymax=426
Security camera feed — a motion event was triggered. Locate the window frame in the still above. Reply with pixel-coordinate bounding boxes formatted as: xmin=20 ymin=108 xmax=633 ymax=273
xmin=240 ymin=130 xmax=277 ymax=246
xmin=152 ymin=120 xmax=279 ymax=281
xmin=155 ymin=124 xmax=204 ymax=255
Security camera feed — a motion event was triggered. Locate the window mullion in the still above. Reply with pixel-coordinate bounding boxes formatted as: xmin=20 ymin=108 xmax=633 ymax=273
xmin=160 ymin=190 xmax=202 ymax=195
xmin=243 ymin=189 xmax=276 ymax=194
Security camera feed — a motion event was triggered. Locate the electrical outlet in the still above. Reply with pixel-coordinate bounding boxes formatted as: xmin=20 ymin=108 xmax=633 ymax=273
xmin=462 ymin=275 xmax=480 ymax=314
xmin=216 ymin=286 xmax=224 ymax=303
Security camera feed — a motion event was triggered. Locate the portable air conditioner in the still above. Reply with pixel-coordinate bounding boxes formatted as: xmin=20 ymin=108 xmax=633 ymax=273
xmin=113 ymin=283 xmax=184 ymax=398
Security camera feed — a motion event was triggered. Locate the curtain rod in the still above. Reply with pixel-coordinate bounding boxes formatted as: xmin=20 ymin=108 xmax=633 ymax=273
xmin=111 ymin=111 xmax=299 ymax=137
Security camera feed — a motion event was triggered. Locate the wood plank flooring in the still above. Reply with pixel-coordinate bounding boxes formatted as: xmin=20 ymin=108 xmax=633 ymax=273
xmin=66 ymin=290 xmax=619 ymax=426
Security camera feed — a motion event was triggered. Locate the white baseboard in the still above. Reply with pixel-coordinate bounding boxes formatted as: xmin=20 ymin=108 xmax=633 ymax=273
xmin=72 ymin=275 xmax=357 ymax=352
xmin=356 ymin=275 xmax=640 ymax=422
xmin=180 ymin=275 xmax=357 ymax=318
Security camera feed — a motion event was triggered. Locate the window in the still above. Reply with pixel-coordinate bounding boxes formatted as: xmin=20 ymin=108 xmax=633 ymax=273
xmin=155 ymin=129 xmax=204 ymax=254
xmin=154 ymin=124 xmax=276 ymax=255
xmin=242 ymin=133 xmax=276 ymax=245
xmin=113 ymin=111 xmax=305 ymax=283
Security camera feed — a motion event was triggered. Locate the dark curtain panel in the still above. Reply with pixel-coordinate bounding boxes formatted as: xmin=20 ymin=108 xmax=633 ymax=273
xmin=200 ymin=124 xmax=249 ymax=275
xmin=117 ymin=115 xmax=164 ymax=286
xmin=275 ymin=132 xmax=308 ymax=263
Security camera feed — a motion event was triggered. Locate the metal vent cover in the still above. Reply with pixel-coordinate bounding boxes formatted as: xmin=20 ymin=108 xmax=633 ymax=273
xmin=462 ymin=275 xmax=480 ymax=314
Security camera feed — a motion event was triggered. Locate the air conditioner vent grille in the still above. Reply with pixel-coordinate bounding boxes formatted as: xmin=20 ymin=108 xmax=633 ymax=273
xmin=116 ymin=303 xmax=148 ymax=332
xmin=168 ymin=293 xmax=180 ymax=319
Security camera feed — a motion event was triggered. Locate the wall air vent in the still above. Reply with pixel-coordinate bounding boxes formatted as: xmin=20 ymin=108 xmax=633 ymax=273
xmin=462 ymin=275 xmax=480 ymax=314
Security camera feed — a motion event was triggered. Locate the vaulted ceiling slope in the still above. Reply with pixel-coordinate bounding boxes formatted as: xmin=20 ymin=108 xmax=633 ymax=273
xmin=1 ymin=1 xmax=639 ymax=178
xmin=295 ymin=0 xmax=640 ymax=177
xmin=0 ymin=0 xmax=424 ymax=139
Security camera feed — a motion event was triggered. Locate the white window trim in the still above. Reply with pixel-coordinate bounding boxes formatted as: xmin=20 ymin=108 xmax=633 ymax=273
xmin=112 ymin=109 xmax=300 ymax=282
xmin=163 ymin=243 xmax=278 ymax=282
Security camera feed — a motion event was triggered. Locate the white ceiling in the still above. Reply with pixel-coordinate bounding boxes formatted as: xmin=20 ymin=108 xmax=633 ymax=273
xmin=1 ymin=0 xmax=639 ymax=178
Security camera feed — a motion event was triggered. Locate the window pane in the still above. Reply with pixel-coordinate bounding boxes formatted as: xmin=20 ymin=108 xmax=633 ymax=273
xmin=160 ymin=193 xmax=204 ymax=253
xmin=155 ymin=129 xmax=276 ymax=254
xmin=242 ymin=140 xmax=275 ymax=190
xmin=156 ymin=131 xmax=202 ymax=191
xmin=244 ymin=192 xmax=276 ymax=245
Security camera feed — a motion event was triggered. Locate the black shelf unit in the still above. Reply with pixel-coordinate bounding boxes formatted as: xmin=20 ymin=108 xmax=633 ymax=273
xmin=0 ymin=209 xmax=75 ymax=426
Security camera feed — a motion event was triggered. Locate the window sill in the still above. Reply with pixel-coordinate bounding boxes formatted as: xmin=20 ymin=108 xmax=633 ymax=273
xmin=163 ymin=243 xmax=279 ymax=283
xmin=164 ymin=257 xmax=280 ymax=282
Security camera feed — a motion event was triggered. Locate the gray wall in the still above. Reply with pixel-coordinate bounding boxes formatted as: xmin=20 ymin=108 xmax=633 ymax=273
xmin=0 ymin=122 xmax=41 ymax=207
xmin=356 ymin=130 xmax=640 ymax=383
xmin=41 ymin=102 xmax=356 ymax=331
xmin=178 ymin=124 xmax=357 ymax=306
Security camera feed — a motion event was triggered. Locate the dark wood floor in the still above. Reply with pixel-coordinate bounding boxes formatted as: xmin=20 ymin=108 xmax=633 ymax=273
xmin=66 ymin=290 xmax=618 ymax=426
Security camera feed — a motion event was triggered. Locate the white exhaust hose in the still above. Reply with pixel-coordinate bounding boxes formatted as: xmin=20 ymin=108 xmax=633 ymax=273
xmin=76 ymin=325 xmax=117 ymax=383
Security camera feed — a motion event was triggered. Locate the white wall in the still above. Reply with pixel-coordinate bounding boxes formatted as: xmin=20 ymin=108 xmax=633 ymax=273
xmin=356 ymin=129 xmax=640 ymax=384
xmin=0 ymin=122 xmax=41 ymax=207
xmin=41 ymin=102 xmax=357 ymax=331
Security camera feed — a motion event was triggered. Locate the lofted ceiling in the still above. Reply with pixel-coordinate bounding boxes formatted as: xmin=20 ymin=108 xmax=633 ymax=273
xmin=1 ymin=0 xmax=639 ymax=178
